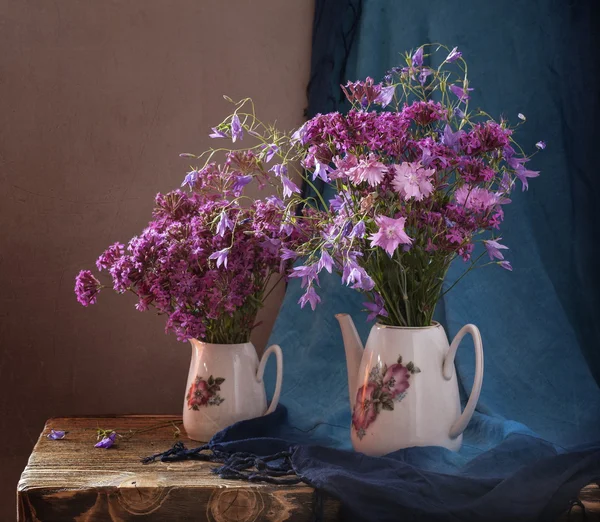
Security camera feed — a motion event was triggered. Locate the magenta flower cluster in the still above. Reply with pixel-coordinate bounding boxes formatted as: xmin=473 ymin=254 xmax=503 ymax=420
xmin=75 ymin=163 xmax=307 ymax=342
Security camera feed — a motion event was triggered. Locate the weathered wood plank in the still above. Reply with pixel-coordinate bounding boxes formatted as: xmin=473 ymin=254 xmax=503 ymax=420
xmin=17 ymin=416 xmax=599 ymax=521
xmin=17 ymin=416 xmax=339 ymax=522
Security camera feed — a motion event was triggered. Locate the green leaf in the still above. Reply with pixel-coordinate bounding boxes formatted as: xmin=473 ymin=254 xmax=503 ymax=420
xmin=375 ymin=402 xmax=382 ymax=414
xmin=214 ymin=377 xmax=225 ymax=385
xmin=382 ymin=400 xmax=394 ymax=411
xmin=406 ymin=362 xmax=415 ymax=372
xmin=397 ymin=355 xmax=403 ymax=364
xmin=412 ymin=366 xmax=422 ymax=374
xmin=208 ymin=376 xmax=214 ymax=386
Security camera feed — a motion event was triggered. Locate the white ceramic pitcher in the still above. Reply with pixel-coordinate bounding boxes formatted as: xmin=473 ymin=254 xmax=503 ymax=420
xmin=183 ymin=340 xmax=283 ymax=442
xmin=336 ymin=314 xmax=483 ymax=456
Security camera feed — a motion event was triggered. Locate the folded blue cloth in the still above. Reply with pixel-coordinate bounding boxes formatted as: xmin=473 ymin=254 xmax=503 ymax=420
xmin=144 ymin=405 xmax=599 ymax=521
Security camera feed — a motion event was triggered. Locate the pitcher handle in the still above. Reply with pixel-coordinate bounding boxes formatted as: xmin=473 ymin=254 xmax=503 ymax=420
xmin=256 ymin=344 xmax=283 ymax=415
xmin=442 ymin=324 xmax=484 ymax=439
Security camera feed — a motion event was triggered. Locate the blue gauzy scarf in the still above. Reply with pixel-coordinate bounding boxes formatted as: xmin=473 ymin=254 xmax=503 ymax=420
xmin=143 ymin=406 xmax=600 ymax=522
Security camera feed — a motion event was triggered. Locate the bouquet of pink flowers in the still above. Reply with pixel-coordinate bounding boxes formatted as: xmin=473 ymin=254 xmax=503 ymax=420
xmin=233 ymin=44 xmax=544 ymax=326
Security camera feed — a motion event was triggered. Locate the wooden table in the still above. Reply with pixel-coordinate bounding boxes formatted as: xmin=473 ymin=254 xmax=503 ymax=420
xmin=17 ymin=416 xmax=599 ymax=521
xmin=17 ymin=415 xmax=340 ymax=522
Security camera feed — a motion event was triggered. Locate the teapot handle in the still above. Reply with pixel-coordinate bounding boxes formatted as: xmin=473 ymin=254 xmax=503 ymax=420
xmin=256 ymin=344 xmax=283 ymax=415
xmin=442 ymin=324 xmax=484 ymax=439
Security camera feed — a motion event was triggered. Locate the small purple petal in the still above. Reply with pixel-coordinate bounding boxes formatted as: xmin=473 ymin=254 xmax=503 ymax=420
xmin=318 ymin=250 xmax=334 ymax=274
xmin=270 ymin=164 xmax=287 ymax=178
xmin=209 ymin=248 xmax=230 ymax=269
xmin=231 ymin=115 xmax=243 ymax=143
xmin=47 ymin=429 xmax=67 ymax=440
xmin=281 ymin=176 xmax=301 ymax=199
xmin=450 ymin=84 xmax=473 ymax=101
xmin=499 ymin=260 xmax=513 ymax=271
xmin=209 ymin=127 xmax=227 ymax=139
xmin=95 ymin=432 xmax=117 ymax=449
xmin=445 ymin=47 xmax=462 ymax=63
xmin=298 ymin=286 xmax=321 ymax=311
xmin=412 ymin=47 xmax=424 ymax=67
xmin=536 ymin=141 xmax=546 ymax=150
xmin=375 ymin=85 xmax=396 ymax=107
xmin=264 ymin=144 xmax=279 ymax=163
xmin=232 ymin=175 xmax=252 ymax=193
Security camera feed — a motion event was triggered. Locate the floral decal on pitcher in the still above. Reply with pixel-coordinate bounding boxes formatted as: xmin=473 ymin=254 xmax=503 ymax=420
xmin=352 ymin=356 xmax=421 ymax=439
xmin=186 ymin=375 xmax=225 ymax=410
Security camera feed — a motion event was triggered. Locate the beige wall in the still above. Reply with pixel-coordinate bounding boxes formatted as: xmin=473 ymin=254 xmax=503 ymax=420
xmin=0 ymin=0 xmax=313 ymax=515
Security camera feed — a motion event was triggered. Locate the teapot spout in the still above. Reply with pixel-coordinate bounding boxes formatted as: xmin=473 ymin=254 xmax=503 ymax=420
xmin=335 ymin=313 xmax=364 ymax=408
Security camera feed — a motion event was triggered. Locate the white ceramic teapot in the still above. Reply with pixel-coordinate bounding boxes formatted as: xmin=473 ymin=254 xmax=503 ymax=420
xmin=183 ymin=340 xmax=283 ymax=442
xmin=336 ymin=314 xmax=483 ymax=456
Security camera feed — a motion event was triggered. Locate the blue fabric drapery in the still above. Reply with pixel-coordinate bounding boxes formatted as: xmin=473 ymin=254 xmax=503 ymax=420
xmin=264 ymin=0 xmax=600 ymax=518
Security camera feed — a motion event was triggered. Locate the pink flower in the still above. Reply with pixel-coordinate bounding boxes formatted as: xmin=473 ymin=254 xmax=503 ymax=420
xmin=383 ymin=364 xmax=410 ymax=397
xmin=330 ymin=154 xmax=358 ymax=179
xmin=455 ymin=185 xmax=499 ymax=212
xmin=369 ymin=215 xmax=412 ymax=256
xmin=391 ymin=162 xmax=435 ymax=201
xmin=352 ymin=383 xmax=378 ymax=433
xmin=348 ymin=154 xmax=387 ymax=187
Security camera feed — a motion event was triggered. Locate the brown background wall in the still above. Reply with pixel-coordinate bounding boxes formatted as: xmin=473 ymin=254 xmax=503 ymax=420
xmin=0 ymin=0 xmax=313 ymax=517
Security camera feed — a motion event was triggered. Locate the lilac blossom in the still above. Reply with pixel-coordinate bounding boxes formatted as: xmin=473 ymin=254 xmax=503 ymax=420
xmin=209 ymin=247 xmax=230 ymax=268
xmin=450 ymin=84 xmax=473 ymax=101
xmin=445 ymin=47 xmax=462 ymax=63
xmin=419 ymin=68 xmax=433 ymax=85
xmin=412 ymin=47 xmax=424 ymax=66
xmin=281 ymin=176 xmax=301 ymax=198
xmin=514 ymin=165 xmax=540 ymax=191
xmin=364 ymin=293 xmax=388 ymax=322
xmin=350 ymin=220 xmax=366 ymax=239
xmin=298 ymin=286 xmax=321 ymax=311
xmin=270 ymin=164 xmax=287 ymax=177
xmin=289 ymin=264 xmax=320 ymax=289
xmin=536 ymin=141 xmax=546 ymax=150
xmin=232 ymin=175 xmax=252 ymax=194
xmin=313 ymin=161 xmax=330 ymax=182
xmin=499 ymin=260 xmax=513 ymax=271
xmin=484 ymin=238 xmax=509 ymax=260
xmin=318 ymin=250 xmax=334 ymax=274
xmin=263 ymin=144 xmax=279 ymax=162
xmin=47 ymin=430 xmax=67 ymax=440
xmin=209 ymin=127 xmax=227 ymax=138
xmin=375 ymin=85 xmax=396 ymax=107
xmin=216 ymin=210 xmax=233 ymax=237
xmin=182 ymin=169 xmax=200 ymax=189
xmin=95 ymin=431 xmax=117 ymax=449
xmin=231 ymin=114 xmax=243 ymax=142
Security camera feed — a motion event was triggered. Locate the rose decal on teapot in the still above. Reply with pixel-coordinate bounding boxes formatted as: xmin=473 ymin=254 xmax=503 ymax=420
xmin=186 ymin=375 xmax=225 ymax=410
xmin=352 ymin=355 xmax=421 ymax=440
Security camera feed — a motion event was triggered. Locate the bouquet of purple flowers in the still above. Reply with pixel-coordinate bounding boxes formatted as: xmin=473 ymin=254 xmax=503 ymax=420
xmin=247 ymin=44 xmax=543 ymax=326
xmin=76 ymin=44 xmax=544 ymax=335
xmin=75 ymin=133 xmax=310 ymax=343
